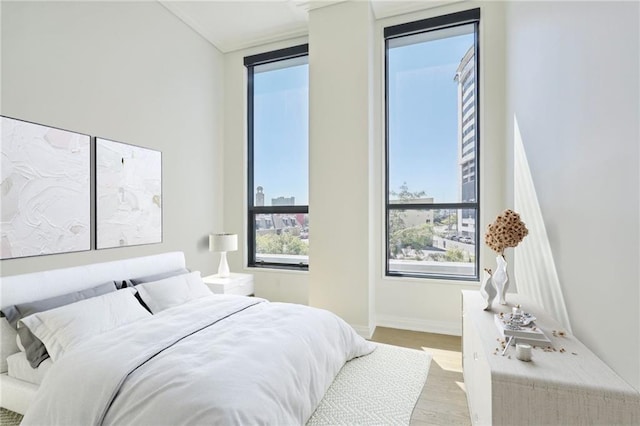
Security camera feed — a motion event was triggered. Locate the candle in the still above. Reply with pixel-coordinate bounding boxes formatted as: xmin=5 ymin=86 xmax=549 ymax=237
xmin=512 ymin=306 xmax=523 ymax=316
xmin=516 ymin=343 xmax=532 ymax=362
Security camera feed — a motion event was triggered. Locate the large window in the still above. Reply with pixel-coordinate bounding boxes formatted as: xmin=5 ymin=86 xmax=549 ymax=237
xmin=245 ymin=45 xmax=309 ymax=269
xmin=385 ymin=9 xmax=480 ymax=280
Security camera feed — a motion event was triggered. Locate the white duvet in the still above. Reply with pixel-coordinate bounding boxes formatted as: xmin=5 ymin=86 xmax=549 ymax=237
xmin=21 ymin=295 xmax=376 ymax=426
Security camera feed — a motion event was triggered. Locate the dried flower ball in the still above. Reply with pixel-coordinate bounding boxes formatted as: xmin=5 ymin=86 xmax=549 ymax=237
xmin=484 ymin=209 xmax=528 ymax=255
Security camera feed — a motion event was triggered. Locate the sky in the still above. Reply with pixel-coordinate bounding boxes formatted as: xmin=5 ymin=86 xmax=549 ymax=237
xmin=253 ymin=64 xmax=309 ymax=206
xmin=252 ymin=30 xmax=473 ymax=207
xmin=388 ymin=31 xmax=474 ymax=203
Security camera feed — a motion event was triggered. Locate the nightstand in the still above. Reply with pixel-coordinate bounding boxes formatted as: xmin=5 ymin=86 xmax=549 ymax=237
xmin=202 ymin=273 xmax=254 ymax=296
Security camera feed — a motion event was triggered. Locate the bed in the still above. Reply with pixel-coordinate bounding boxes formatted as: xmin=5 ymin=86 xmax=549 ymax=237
xmin=0 ymin=252 xmax=376 ymax=425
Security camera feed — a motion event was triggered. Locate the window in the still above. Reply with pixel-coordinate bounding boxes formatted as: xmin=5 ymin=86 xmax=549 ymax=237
xmin=385 ymin=9 xmax=480 ymax=280
xmin=245 ymin=45 xmax=309 ymax=269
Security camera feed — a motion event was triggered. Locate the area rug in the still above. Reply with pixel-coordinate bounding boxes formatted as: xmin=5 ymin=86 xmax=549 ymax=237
xmin=0 ymin=407 xmax=22 ymax=426
xmin=0 ymin=343 xmax=430 ymax=426
xmin=307 ymin=343 xmax=432 ymax=425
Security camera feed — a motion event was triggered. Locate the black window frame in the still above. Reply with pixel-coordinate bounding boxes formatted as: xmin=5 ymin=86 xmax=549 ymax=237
xmin=245 ymin=44 xmax=309 ymax=271
xmin=384 ymin=9 xmax=481 ymax=281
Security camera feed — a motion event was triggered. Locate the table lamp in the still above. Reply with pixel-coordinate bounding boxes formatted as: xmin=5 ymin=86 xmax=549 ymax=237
xmin=209 ymin=233 xmax=238 ymax=278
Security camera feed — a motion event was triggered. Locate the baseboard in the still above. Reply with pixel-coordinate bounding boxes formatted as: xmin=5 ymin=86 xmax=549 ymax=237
xmin=376 ymin=315 xmax=461 ymax=337
xmin=351 ymin=324 xmax=376 ymax=339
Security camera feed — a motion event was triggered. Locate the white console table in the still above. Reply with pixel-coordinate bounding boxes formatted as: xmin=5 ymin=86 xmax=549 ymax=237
xmin=462 ymin=290 xmax=639 ymax=425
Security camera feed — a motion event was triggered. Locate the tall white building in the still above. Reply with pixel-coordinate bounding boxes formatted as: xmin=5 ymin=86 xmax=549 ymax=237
xmin=454 ymin=45 xmax=476 ymax=241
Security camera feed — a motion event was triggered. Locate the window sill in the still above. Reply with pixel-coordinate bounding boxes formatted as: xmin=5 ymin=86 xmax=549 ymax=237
xmin=381 ymin=274 xmax=480 ymax=287
xmin=245 ymin=265 xmax=309 ymax=275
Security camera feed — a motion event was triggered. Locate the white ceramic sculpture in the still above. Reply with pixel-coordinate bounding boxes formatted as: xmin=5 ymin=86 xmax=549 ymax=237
xmin=492 ymin=255 xmax=509 ymax=305
xmin=480 ymin=268 xmax=497 ymax=310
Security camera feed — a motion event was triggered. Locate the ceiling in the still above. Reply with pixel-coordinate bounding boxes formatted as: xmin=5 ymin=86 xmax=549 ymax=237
xmin=159 ymin=1 xmax=458 ymax=53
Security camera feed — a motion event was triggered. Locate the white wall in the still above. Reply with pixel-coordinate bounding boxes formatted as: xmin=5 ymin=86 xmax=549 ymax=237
xmin=308 ymin=1 xmax=376 ymax=336
xmin=505 ymin=1 xmax=640 ymax=390
xmin=0 ymin=1 xmax=225 ymax=277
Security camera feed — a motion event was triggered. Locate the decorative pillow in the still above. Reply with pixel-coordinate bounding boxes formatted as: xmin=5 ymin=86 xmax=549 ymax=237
xmin=135 ymin=271 xmax=212 ymax=314
xmin=1 ymin=281 xmax=118 ymax=368
xmin=19 ymin=289 xmax=151 ymax=364
xmin=123 ymin=268 xmax=190 ymax=288
xmin=1 ymin=281 xmax=117 ymax=330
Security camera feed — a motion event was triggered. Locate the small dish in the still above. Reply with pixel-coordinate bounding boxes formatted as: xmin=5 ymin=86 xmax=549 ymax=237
xmin=504 ymin=312 xmax=536 ymax=326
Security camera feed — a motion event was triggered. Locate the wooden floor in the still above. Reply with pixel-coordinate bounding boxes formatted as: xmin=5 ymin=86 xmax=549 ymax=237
xmin=370 ymin=327 xmax=471 ymax=426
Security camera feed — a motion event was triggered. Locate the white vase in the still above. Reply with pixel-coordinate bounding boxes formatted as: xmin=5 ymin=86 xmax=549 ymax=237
xmin=492 ymin=255 xmax=509 ymax=305
xmin=479 ymin=269 xmax=497 ymax=311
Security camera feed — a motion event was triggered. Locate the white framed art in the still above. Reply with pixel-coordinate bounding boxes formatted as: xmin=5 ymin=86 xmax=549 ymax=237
xmin=0 ymin=116 xmax=91 ymax=259
xmin=95 ymin=137 xmax=162 ymax=249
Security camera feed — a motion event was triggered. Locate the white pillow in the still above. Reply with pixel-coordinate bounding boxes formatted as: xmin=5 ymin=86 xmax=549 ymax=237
xmin=16 ymin=334 xmax=25 ymax=352
xmin=0 ymin=318 xmax=19 ymax=373
xmin=19 ymin=289 xmax=151 ymax=362
xmin=135 ymin=271 xmax=212 ymax=314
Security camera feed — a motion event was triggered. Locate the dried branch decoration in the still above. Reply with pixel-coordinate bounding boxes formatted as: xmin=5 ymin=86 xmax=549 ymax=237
xmin=484 ymin=209 xmax=528 ymax=255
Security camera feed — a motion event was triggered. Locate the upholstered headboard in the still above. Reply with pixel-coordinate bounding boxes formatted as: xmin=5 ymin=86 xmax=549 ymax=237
xmin=0 ymin=251 xmax=186 ymax=372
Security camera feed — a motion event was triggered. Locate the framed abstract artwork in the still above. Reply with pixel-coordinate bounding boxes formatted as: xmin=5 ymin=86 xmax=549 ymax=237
xmin=95 ymin=137 xmax=162 ymax=249
xmin=0 ymin=116 xmax=91 ymax=259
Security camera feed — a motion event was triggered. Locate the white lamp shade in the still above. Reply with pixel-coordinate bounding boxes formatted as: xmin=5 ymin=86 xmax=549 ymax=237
xmin=209 ymin=234 xmax=238 ymax=252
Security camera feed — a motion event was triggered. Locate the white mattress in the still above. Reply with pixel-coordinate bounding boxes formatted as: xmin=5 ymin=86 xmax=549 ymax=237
xmin=6 ymin=352 xmax=52 ymax=385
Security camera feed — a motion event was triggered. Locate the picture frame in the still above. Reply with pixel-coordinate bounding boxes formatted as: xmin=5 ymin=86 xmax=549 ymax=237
xmin=95 ymin=137 xmax=162 ymax=249
xmin=0 ymin=116 xmax=91 ymax=259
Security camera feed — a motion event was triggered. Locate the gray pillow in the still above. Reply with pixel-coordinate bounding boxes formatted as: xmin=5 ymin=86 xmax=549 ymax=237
xmin=124 ymin=268 xmax=190 ymax=287
xmin=1 ymin=281 xmax=117 ymax=368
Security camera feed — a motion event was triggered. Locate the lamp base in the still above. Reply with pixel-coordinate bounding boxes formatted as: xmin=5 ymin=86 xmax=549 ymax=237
xmin=217 ymin=252 xmax=230 ymax=278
